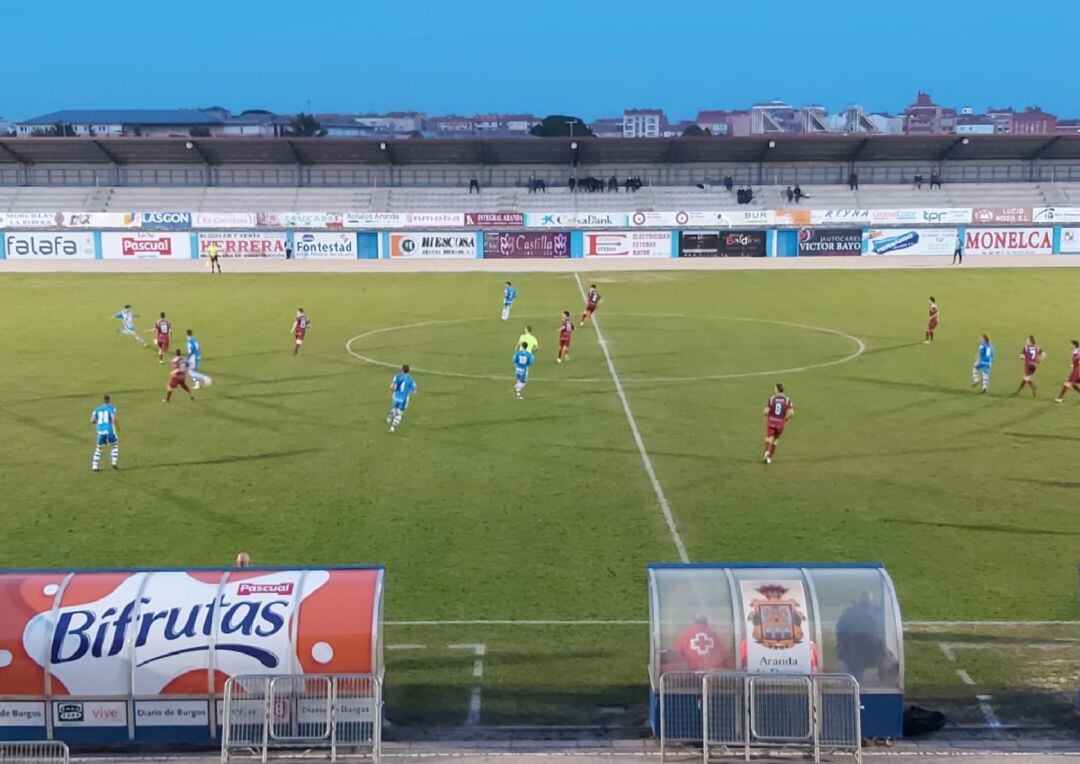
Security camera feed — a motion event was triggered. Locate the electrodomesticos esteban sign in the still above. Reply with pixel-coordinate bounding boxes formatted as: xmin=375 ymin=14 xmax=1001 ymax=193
xmin=389 ymin=232 xmax=476 ymax=258
xmin=0 ymin=568 xmax=382 ymax=698
xmin=3 ymin=232 xmax=96 ymax=259
xmin=963 ymin=227 xmax=1052 ymax=255
xmin=679 ymin=230 xmax=766 ymax=257
xmin=583 ymin=231 xmax=671 ymax=257
xmin=796 ymin=228 xmax=862 ymax=256
xmin=101 ymin=232 xmax=191 ymax=259
xmin=197 ymin=232 xmax=287 ymax=258
xmin=483 ymin=231 xmax=570 ymax=259
xmin=864 ymin=228 xmax=958 ymax=256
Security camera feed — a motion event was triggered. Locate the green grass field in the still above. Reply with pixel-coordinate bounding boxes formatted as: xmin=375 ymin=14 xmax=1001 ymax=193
xmin=2 ymin=268 xmax=1079 ymax=731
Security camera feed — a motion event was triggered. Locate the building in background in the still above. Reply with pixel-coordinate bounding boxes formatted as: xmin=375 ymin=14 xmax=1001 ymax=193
xmin=955 ymin=107 xmax=995 ymax=135
xmin=695 ymin=110 xmax=751 ymax=136
xmin=623 ymin=109 xmax=666 ymax=138
xmin=0 ymin=116 xmax=11 ymax=136
xmin=15 ymin=109 xmax=226 ymax=137
xmin=1013 ymin=106 xmax=1057 ymax=135
xmin=903 ymin=92 xmax=957 ymax=134
xmin=590 ymin=117 xmax=625 ymax=138
xmin=353 ymin=112 xmax=426 ymax=134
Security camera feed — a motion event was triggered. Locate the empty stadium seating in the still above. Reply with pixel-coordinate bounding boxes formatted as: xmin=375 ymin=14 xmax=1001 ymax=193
xmin=1 ymin=182 xmax=1078 ymax=213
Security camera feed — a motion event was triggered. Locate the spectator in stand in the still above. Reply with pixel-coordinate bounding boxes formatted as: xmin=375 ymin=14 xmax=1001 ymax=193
xmin=746 ymin=186 xmax=754 ymax=204
xmin=608 ymin=176 xmax=618 ymax=193
xmin=849 ymin=171 xmax=859 ymax=191
xmin=468 ymin=177 xmax=480 ymax=194
xmin=527 ymin=175 xmax=536 ymax=194
xmin=930 ymin=172 xmax=942 ymax=190
xmin=568 ymin=176 xmax=577 ymax=193
xmin=913 ymin=173 xmax=924 ymax=190
xmin=724 ymin=174 xmax=734 ymax=192
xmin=794 ymin=184 xmax=805 ymax=203
xmin=537 ymin=178 xmax=546 ymax=193
xmin=786 ymin=186 xmax=794 ymax=204
xmin=698 ymin=175 xmax=712 ymax=192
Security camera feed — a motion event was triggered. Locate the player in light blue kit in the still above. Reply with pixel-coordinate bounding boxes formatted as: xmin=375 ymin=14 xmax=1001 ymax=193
xmin=113 ymin=305 xmax=146 ymax=345
xmin=513 ymin=342 xmax=535 ymax=399
xmin=388 ymin=364 xmax=417 ymax=433
xmin=90 ymin=395 xmax=119 ymax=471
xmin=185 ymin=329 xmax=213 ymax=390
xmin=501 ymin=281 xmax=517 ymax=321
xmin=971 ymin=334 xmax=995 ymax=393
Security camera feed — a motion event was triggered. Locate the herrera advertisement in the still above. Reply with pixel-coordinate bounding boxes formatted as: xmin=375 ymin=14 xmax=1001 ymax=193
xmin=0 ymin=568 xmax=383 ymax=741
xmin=679 ymin=230 xmax=766 ymax=257
xmin=964 ymin=227 xmax=1053 ymax=255
xmin=389 ymin=232 xmax=477 ymax=259
xmin=864 ymin=228 xmax=958 ymax=256
xmin=294 ymin=232 xmax=358 ymax=258
xmin=101 ymin=232 xmax=192 ymax=259
xmin=583 ymin=231 xmax=671 ymax=257
xmin=197 ymin=232 xmax=287 ymax=258
xmin=3 ymin=232 xmax=96 ymax=259
xmin=796 ymin=228 xmax=862 ymax=256
xmin=483 ymin=231 xmax=570 ymax=259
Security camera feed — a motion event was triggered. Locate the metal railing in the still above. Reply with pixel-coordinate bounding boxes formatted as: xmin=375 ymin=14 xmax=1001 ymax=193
xmin=221 ymin=674 xmax=381 ymax=763
xmin=0 ymin=742 xmax=69 ymax=764
xmin=659 ymin=672 xmax=861 ymax=763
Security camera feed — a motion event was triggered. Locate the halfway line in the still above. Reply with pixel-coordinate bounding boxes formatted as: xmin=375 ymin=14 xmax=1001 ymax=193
xmin=574 ymin=273 xmax=689 ymax=563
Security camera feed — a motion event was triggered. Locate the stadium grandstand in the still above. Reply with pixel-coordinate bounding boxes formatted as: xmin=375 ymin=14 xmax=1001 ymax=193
xmin=2 ymin=134 xmax=1080 ymax=213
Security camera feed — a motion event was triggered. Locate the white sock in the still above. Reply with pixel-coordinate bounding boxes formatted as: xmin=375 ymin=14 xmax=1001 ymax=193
xmin=111 ymin=445 xmax=119 ymax=466
xmin=92 ymin=446 xmax=102 ymax=470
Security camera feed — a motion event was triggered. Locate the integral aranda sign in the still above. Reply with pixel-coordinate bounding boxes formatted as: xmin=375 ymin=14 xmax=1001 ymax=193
xmin=963 ymin=227 xmax=1052 ymax=255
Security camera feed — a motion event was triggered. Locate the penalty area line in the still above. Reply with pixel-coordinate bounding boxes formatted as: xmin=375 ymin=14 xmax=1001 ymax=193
xmin=574 ymin=273 xmax=689 ymax=563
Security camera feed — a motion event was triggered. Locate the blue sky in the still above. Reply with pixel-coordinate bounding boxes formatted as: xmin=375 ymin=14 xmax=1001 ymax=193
xmin=2 ymin=0 xmax=1078 ymax=121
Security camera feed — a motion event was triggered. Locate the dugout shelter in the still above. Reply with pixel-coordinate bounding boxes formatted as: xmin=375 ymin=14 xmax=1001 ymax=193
xmin=648 ymin=562 xmax=904 ymax=740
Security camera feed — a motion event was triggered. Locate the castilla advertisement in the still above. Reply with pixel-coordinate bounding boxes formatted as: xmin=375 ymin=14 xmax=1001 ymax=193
xmin=583 ymin=231 xmax=671 ymax=257
xmin=101 ymin=232 xmax=192 ymax=259
xmin=389 ymin=231 xmax=477 ymax=258
xmin=796 ymin=228 xmax=862 ymax=256
xmin=483 ymin=231 xmax=570 ymax=258
xmin=963 ymin=227 xmax=1052 ymax=255
xmin=3 ymin=232 xmax=96 ymax=259
xmin=679 ymin=230 xmax=766 ymax=257
xmin=864 ymin=228 xmax=958 ymax=256
xmin=197 ymin=232 xmax=288 ymax=258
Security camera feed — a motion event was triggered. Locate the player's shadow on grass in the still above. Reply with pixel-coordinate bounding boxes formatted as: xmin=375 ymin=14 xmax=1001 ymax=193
xmin=127 ymin=448 xmax=322 ymax=471
xmin=838 ymin=376 xmax=975 ymax=397
xmin=881 ymin=517 xmax=1080 ymax=536
xmin=1002 ymin=431 xmax=1080 ymax=444
xmin=855 ymin=341 xmax=926 ymax=357
xmin=12 ymin=387 xmax=148 ymax=406
xmin=1008 ymin=477 xmax=1080 ymax=490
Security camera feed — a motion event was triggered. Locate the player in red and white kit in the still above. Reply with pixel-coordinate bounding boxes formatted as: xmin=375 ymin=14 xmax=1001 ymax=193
xmin=291 ymin=308 xmax=310 ymax=355
xmin=152 ymin=312 xmax=172 ymax=363
xmin=581 ymin=284 xmax=600 ymax=326
xmin=1015 ymin=335 xmax=1046 ymax=397
xmin=924 ymin=297 xmax=938 ymax=343
xmin=556 ymin=311 xmax=575 ymax=363
xmin=162 ymin=349 xmax=194 ymax=403
xmin=1055 ymin=340 xmax=1080 ymax=403
xmin=763 ymin=383 xmax=794 ymax=465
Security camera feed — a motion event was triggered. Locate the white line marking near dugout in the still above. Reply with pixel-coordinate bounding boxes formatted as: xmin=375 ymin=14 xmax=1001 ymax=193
xmin=449 ymin=643 xmax=486 ymax=726
xmin=938 ymin=642 xmax=956 ymax=662
xmin=956 ymin=669 xmax=976 ymax=686
xmin=387 ymin=643 xmax=428 ymax=650
xmin=976 ymin=694 xmax=1003 ymax=728
xmin=575 ymin=273 xmax=689 ymax=563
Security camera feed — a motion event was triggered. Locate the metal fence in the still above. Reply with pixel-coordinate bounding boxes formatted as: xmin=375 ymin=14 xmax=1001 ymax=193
xmin=0 ymin=742 xmax=69 ymax=764
xmin=659 ymin=672 xmax=861 ymax=763
xmin=221 ymin=674 xmax=381 ymax=763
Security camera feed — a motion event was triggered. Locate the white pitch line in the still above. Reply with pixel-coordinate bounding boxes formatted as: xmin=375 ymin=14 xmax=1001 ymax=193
xmin=574 ymin=273 xmax=689 ymax=563
xmin=449 ymin=643 xmax=486 ymax=726
xmin=956 ymin=669 xmax=976 ymax=685
xmin=387 ymin=619 xmax=648 ymax=626
xmin=976 ymin=694 xmax=1002 ymax=728
xmin=387 ymin=643 xmax=427 ymax=650
xmin=938 ymin=642 xmax=956 ymax=662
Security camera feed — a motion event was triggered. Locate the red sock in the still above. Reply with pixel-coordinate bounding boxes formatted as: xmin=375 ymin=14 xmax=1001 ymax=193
xmin=768 ymin=443 xmax=776 ymax=456
xmin=166 ymin=390 xmax=173 ymax=401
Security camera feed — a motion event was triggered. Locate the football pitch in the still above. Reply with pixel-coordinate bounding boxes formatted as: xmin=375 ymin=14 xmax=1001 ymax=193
xmin=2 ymin=267 xmax=1079 ymax=732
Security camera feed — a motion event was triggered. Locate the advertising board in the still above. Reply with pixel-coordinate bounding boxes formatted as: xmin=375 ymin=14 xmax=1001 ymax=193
xmin=867 ymin=208 xmax=971 ymax=225
xmin=101 ymin=232 xmax=192 ymax=259
xmin=483 ymin=231 xmax=571 ymax=258
xmin=796 ymin=228 xmax=862 ymax=256
xmin=344 ymin=212 xmax=408 ymax=229
xmin=810 ymin=209 xmax=871 ymax=225
xmin=583 ymin=230 xmax=671 ymax=257
xmin=192 ymin=212 xmax=257 ymax=229
xmin=524 ymin=212 xmax=628 ymax=228
xmin=293 ymin=232 xmax=357 ymax=258
xmin=679 ymin=230 xmax=766 ymax=257
xmin=1059 ymin=227 xmax=1080 ymax=253
xmin=389 ymin=231 xmax=477 ymax=258
xmin=864 ymin=228 xmax=958 ymax=256
xmin=464 ymin=212 xmax=524 ymax=227
xmin=3 ymin=232 xmax=96 ymax=259
xmin=972 ymin=207 xmax=1032 ymax=224
xmin=138 ymin=212 xmax=192 ymax=230
xmin=629 ymin=210 xmax=774 ymax=227
xmin=963 ymin=227 xmax=1052 ymax=255
xmin=1031 ymin=206 xmax=1080 ymax=224
xmin=197 ymin=232 xmax=287 ymax=258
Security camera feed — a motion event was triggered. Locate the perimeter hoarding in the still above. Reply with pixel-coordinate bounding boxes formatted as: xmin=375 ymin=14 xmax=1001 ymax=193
xmin=293 ymin=232 xmax=358 ymax=258
xmin=2 ymin=232 xmax=96 ymax=259
xmin=191 ymin=213 xmax=257 ymax=229
xmin=629 ymin=210 xmax=774 ymax=228
xmin=101 ymin=232 xmax=192 ymax=260
xmin=796 ymin=228 xmax=862 ymax=256
xmin=1032 ymin=206 xmax=1080 ymax=224
xmin=679 ymin=230 xmax=766 ymax=257
xmin=972 ymin=207 xmax=1031 ymax=224
xmin=963 ymin=227 xmax=1053 ymax=255
xmin=864 ymin=228 xmax=959 ymax=256
xmin=0 ymin=567 xmax=384 ymax=744
xmin=197 ymin=232 xmax=287 ymax=258
xmin=388 ymin=231 xmax=477 ymax=259
xmin=483 ymin=231 xmax=571 ymax=259
xmin=524 ymin=213 xmax=627 ymax=228
xmin=464 ymin=212 xmax=524 ymax=228
xmin=867 ymin=208 xmax=971 ymax=226
xmin=1059 ymin=227 xmax=1080 ymax=253
xmin=583 ymin=231 xmax=672 ymax=257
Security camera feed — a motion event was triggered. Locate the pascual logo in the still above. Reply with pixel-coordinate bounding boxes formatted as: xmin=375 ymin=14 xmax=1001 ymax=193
xmin=56 ymin=703 xmax=84 ymax=722
xmin=236 ymin=582 xmax=295 ymax=596
xmin=122 ymin=237 xmax=172 ymax=256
